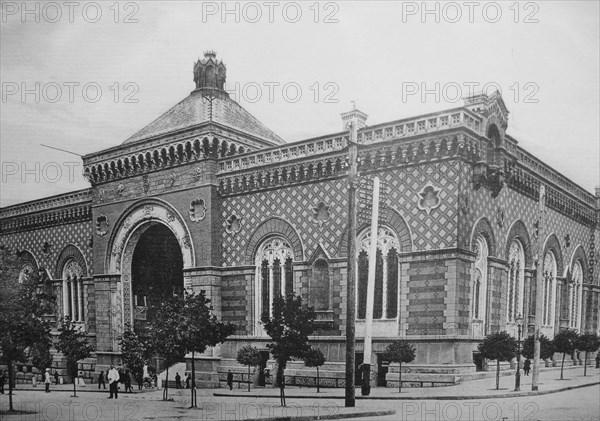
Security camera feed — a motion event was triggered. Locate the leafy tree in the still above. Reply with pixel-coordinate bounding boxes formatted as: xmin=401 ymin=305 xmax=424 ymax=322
xmin=262 ymin=293 xmax=316 ymax=407
xmin=552 ymin=329 xmax=579 ymax=380
xmin=0 ymin=246 xmax=54 ymax=412
xmin=29 ymin=336 xmax=53 ymax=384
xmin=179 ymin=290 xmax=235 ymax=408
xmin=478 ymin=331 xmax=517 ymax=390
xmin=522 ymin=334 xmax=555 ymax=361
xmin=56 ymin=317 xmax=93 ymax=397
xmin=303 ymin=348 xmax=326 ymax=393
xmin=236 ymin=345 xmax=261 ymax=392
xmin=575 ymin=332 xmax=600 ymax=377
xmin=146 ymin=293 xmax=187 ymax=400
xmin=119 ymin=324 xmax=149 ymax=390
xmin=384 ymin=340 xmax=416 ymax=393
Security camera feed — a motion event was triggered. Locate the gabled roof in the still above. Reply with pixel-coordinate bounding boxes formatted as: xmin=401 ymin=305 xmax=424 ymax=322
xmin=123 ymin=89 xmax=285 ymax=146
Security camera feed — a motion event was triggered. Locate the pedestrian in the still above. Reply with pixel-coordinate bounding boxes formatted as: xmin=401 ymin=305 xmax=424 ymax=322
xmin=98 ymin=370 xmax=106 ymax=389
xmin=117 ymin=365 xmax=124 ymax=390
xmin=523 ymin=358 xmax=531 ymax=376
xmin=175 ymin=372 xmax=181 ymax=389
xmin=108 ymin=364 xmax=119 ymax=399
xmin=186 ymin=373 xmax=191 ymax=389
xmin=54 ymin=371 xmax=59 ymax=385
xmin=124 ymin=370 xmax=133 ymax=393
xmin=44 ymin=368 xmax=51 ymax=393
xmin=227 ymin=370 xmax=233 ymax=390
xmin=0 ymin=370 xmax=5 ymax=394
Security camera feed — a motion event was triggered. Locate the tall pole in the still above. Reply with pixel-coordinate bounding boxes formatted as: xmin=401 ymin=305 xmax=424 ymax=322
xmin=362 ymin=177 xmax=380 ymax=396
xmin=532 ymin=185 xmax=546 ymax=391
xmin=514 ymin=314 xmax=522 ymax=392
xmin=345 ymin=121 xmax=359 ymax=407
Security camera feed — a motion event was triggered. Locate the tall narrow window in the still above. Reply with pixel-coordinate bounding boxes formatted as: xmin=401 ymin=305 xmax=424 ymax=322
xmin=255 ymin=237 xmax=294 ymax=333
xmin=542 ymin=251 xmax=557 ymax=327
xmin=569 ymin=261 xmax=583 ymax=330
xmin=473 ymin=236 xmax=489 ymax=325
xmin=310 ymin=259 xmax=330 ymax=311
xmin=62 ymin=259 xmax=84 ymax=322
xmin=356 ymin=227 xmax=400 ymax=320
xmin=507 ymin=240 xmax=525 ymax=322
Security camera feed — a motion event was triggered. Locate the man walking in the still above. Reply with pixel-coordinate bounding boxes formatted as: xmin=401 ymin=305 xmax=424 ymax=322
xmin=108 ymin=365 xmax=119 ymax=399
xmin=227 ymin=370 xmax=233 ymax=390
xmin=175 ymin=373 xmax=181 ymax=389
xmin=1 ymin=370 xmax=6 ymax=394
xmin=44 ymin=369 xmax=51 ymax=393
xmin=98 ymin=370 xmax=106 ymax=389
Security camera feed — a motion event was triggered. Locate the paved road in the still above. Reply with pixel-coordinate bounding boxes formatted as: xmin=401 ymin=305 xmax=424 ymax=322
xmin=348 ymin=384 xmax=600 ymax=421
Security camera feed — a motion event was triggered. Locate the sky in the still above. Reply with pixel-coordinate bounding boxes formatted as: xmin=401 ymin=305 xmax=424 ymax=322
xmin=1 ymin=1 xmax=599 ymax=207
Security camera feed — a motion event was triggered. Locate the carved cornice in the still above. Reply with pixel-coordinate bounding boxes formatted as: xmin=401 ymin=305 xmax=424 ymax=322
xmin=1 ymin=202 xmax=92 ymax=234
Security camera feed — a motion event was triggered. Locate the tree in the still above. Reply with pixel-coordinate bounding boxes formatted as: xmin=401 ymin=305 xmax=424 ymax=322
xmin=262 ymin=293 xmax=316 ymax=407
xmin=29 ymin=335 xmax=53 ymax=384
xmin=119 ymin=324 xmax=149 ymax=390
xmin=522 ymin=334 xmax=555 ymax=361
xmin=384 ymin=340 xmax=416 ymax=393
xmin=575 ymin=332 xmax=600 ymax=377
xmin=478 ymin=331 xmax=517 ymax=390
xmin=179 ymin=290 xmax=235 ymax=408
xmin=553 ymin=329 xmax=579 ymax=380
xmin=303 ymin=348 xmax=326 ymax=393
xmin=146 ymin=293 xmax=187 ymax=400
xmin=236 ymin=345 xmax=261 ymax=392
xmin=56 ymin=317 xmax=94 ymax=397
xmin=0 ymin=246 xmax=54 ymax=412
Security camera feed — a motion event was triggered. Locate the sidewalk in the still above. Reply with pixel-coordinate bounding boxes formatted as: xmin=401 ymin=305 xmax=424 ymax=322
xmin=213 ymin=365 xmax=600 ymax=400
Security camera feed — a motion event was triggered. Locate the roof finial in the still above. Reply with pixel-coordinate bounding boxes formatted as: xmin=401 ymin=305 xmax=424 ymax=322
xmin=351 ymin=100 xmax=356 ymax=110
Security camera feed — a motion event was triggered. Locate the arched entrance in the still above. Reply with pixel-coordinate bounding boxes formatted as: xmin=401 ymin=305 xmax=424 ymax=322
xmin=130 ymin=223 xmax=184 ymax=335
xmin=106 ymin=199 xmax=195 ymax=338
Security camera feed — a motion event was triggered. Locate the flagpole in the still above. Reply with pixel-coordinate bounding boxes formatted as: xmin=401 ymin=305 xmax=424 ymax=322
xmin=361 ymin=176 xmax=380 ymax=396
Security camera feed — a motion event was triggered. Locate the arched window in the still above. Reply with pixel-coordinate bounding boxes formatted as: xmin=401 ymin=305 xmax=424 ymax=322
xmin=357 ymin=227 xmax=400 ymax=320
xmin=310 ymin=259 xmax=330 ymax=311
xmin=569 ymin=261 xmax=583 ymax=330
xmin=473 ymin=236 xmax=489 ymax=326
xmin=507 ymin=240 xmax=525 ymax=322
xmin=255 ymin=237 xmax=294 ymax=323
xmin=62 ymin=259 xmax=84 ymax=322
xmin=542 ymin=251 xmax=557 ymax=327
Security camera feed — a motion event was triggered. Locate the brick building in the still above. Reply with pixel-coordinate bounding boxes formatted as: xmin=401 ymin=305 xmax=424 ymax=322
xmin=2 ymin=52 xmax=599 ymax=387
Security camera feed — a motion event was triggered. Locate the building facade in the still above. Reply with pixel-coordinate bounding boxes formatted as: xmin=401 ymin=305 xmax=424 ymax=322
xmin=2 ymin=52 xmax=599 ymax=387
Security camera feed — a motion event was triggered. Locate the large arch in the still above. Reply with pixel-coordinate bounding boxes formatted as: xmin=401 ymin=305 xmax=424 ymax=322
xmin=338 ymin=207 xmax=412 ymax=258
xmin=504 ymin=220 xmax=533 ymax=268
xmin=245 ymin=217 xmax=304 ymax=265
xmin=470 ymin=217 xmax=497 ymax=257
xmin=105 ymin=198 xmax=194 ymax=274
xmin=105 ymin=199 xmax=194 ymax=328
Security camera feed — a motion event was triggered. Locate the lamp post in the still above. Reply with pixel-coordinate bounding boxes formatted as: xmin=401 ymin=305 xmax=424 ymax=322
xmin=514 ymin=314 xmax=523 ymax=392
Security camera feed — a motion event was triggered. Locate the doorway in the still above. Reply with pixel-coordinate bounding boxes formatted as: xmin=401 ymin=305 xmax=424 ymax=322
xmin=377 ymin=354 xmax=390 ymax=387
xmin=257 ymin=350 xmax=270 ymax=386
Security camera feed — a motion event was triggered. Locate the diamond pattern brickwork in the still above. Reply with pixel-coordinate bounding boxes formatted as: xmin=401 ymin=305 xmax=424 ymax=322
xmin=1 ymin=221 xmax=93 ymax=276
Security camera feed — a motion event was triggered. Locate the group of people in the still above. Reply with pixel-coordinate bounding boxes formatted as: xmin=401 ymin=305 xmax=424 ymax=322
xmin=97 ymin=365 xmax=136 ymax=398
xmin=174 ymin=372 xmax=193 ymax=389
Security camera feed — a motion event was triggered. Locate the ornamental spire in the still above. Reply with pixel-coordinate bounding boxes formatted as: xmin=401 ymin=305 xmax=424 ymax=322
xmin=193 ymin=51 xmax=227 ymax=91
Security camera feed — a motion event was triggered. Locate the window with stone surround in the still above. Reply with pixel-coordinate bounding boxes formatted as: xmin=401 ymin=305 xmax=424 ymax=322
xmin=542 ymin=251 xmax=557 ymax=327
xmin=255 ymin=237 xmax=294 ymax=324
xmin=62 ymin=259 xmax=85 ymax=323
xmin=310 ymin=259 xmax=330 ymax=311
xmin=507 ymin=240 xmax=525 ymax=323
xmin=356 ymin=227 xmax=400 ymax=320
xmin=569 ymin=260 xmax=583 ymax=331
xmin=473 ymin=236 xmax=489 ymax=328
